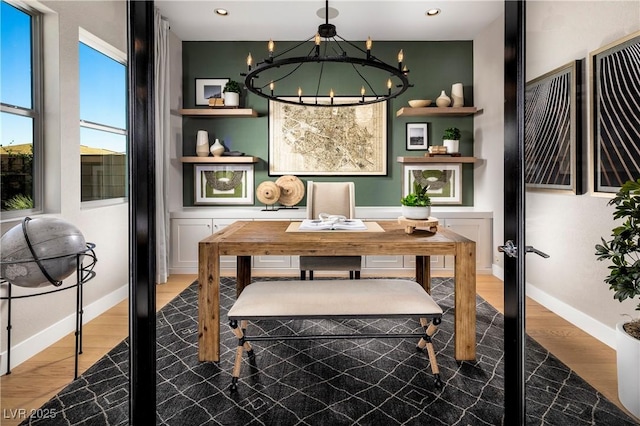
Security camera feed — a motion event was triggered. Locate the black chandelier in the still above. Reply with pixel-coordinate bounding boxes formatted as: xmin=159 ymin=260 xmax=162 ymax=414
xmin=241 ymin=0 xmax=411 ymax=107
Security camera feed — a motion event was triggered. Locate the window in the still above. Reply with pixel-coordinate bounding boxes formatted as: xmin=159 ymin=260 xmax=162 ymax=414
xmin=1 ymin=0 xmax=42 ymax=213
xmin=79 ymin=30 xmax=127 ymax=203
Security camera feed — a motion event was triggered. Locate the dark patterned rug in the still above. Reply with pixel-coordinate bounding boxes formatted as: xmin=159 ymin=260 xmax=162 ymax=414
xmin=21 ymin=277 xmax=639 ymax=425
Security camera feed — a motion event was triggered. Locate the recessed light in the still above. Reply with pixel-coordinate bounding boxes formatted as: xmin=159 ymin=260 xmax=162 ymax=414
xmin=425 ymin=8 xmax=441 ymax=17
xmin=316 ymin=6 xmax=339 ymax=19
xmin=214 ymin=8 xmax=228 ymax=16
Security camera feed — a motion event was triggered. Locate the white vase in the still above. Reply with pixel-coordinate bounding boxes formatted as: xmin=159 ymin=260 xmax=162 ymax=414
xmin=210 ymin=138 xmax=225 ymax=157
xmin=451 ymin=83 xmax=464 ymax=107
xmin=435 ymin=90 xmax=451 ymax=107
xmin=443 ymin=139 xmax=459 ymax=153
xmin=617 ymin=321 xmax=640 ymax=419
xmin=196 ymin=130 xmax=209 ymax=157
xmin=223 ymin=92 xmax=239 ymax=107
xmin=401 ymin=205 xmax=431 ymax=220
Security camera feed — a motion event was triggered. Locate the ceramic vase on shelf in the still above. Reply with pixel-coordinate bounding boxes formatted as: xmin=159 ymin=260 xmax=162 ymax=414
xmin=436 ymin=90 xmax=451 ymax=107
xmin=451 ymin=83 xmax=464 ymax=107
xmin=210 ymin=138 xmax=225 ymax=157
xmin=196 ymin=130 xmax=209 ymax=157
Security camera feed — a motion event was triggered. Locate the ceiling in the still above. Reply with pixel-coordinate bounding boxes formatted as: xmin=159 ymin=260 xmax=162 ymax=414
xmin=155 ymin=1 xmax=504 ymax=42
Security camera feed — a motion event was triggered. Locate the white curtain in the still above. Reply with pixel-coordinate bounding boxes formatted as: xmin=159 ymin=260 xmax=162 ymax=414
xmin=154 ymin=8 xmax=170 ymax=284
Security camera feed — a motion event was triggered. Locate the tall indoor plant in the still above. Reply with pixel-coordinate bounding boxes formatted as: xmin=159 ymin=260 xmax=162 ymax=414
xmin=595 ymin=178 xmax=640 ymax=418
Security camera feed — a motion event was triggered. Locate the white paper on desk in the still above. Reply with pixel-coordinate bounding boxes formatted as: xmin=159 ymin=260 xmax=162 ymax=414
xmin=298 ymin=218 xmax=368 ymax=231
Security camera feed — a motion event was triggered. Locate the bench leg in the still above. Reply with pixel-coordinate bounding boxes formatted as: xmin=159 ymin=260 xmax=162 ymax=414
xmin=229 ymin=319 xmax=254 ymax=392
xmin=417 ymin=317 xmax=443 ymax=389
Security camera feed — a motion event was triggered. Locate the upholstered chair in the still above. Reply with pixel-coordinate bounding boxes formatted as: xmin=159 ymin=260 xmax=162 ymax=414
xmin=299 ymin=181 xmax=362 ymax=280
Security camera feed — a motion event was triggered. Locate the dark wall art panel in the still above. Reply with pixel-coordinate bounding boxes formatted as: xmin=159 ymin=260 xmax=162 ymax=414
xmin=525 ymin=60 xmax=583 ymax=193
xmin=591 ymin=31 xmax=640 ymax=193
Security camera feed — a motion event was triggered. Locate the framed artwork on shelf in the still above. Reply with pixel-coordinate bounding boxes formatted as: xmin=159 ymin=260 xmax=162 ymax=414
xmin=406 ymin=123 xmax=429 ymax=150
xmin=195 ymin=78 xmax=229 ymax=106
xmin=268 ymin=97 xmax=387 ymax=176
xmin=194 ymin=164 xmax=254 ymax=205
xmin=525 ymin=59 xmax=583 ymax=194
xmin=402 ymin=163 xmax=462 ymax=205
xmin=590 ymin=31 xmax=640 ymax=193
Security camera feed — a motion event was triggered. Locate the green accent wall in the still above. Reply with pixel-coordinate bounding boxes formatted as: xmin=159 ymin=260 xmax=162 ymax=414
xmin=182 ymin=41 xmax=474 ymax=207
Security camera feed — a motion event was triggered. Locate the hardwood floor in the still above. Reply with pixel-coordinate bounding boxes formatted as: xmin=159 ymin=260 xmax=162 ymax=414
xmin=1 ymin=273 xmax=636 ymax=425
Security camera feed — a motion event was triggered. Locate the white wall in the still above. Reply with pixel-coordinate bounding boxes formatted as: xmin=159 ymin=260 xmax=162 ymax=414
xmin=0 ymin=1 xmax=129 ymax=371
xmin=473 ymin=10 xmax=505 ymax=275
xmin=525 ymin=1 xmax=640 ymax=346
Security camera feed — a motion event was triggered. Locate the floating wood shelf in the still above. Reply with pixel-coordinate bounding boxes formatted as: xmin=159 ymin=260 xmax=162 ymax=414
xmin=178 ymin=108 xmax=259 ymax=117
xmin=397 ymin=156 xmax=478 ymax=164
xmin=396 ymin=107 xmax=480 ymax=117
xmin=181 ymin=156 xmax=260 ymax=163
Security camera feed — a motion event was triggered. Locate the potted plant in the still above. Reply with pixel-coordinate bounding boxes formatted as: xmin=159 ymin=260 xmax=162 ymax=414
xmin=400 ymin=181 xmax=432 ymax=219
xmin=223 ymin=80 xmax=242 ymax=107
xmin=443 ymin=127 xmax=460 ymax=153
xmin=595 ymin=178 xmax=640 ymax=419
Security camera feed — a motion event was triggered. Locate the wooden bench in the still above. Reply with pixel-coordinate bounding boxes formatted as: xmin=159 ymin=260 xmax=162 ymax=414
xmin=227 ymin=279 xmax=444 ymax=391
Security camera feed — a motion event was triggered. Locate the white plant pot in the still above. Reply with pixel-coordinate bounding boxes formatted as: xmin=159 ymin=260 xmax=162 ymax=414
xmin=617 ymin=321 xmax=640 ymax=419
xmin=443 ymin=139 xmax=459 ymax=153
xmin=401 ymin=205 xmax=431 ymax=220
xmin=223 ymin=92 xmax=239 ymax=107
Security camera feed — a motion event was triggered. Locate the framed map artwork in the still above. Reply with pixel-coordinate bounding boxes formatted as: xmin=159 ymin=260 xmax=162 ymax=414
xmin=268 ymin=97 xmax=387 ymax=175
xmin=194 ymin=164 xmax=254 ymax=205
xmin=402 ymin=163 xmax=462 ymax=205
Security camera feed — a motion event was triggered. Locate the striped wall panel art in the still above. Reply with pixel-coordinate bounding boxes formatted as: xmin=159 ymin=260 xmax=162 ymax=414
xmin=525 ymin=60 xmax=582 ymax=193
xmin=591 ymin=31 xmax=640 ymax=193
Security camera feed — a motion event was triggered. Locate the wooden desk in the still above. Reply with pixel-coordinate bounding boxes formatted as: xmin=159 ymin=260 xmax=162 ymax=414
xmin=198 ymin=220 xmax=476 ymax=362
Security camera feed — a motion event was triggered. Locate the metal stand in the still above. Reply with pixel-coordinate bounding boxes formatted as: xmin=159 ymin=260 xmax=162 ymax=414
xmin=0 ymin=243 xmax=97 ymax=379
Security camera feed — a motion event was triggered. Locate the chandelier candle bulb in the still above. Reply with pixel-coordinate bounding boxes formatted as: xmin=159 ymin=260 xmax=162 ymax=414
xmin=268 ymin=39 xmax=274 ymax=58
xmin=366 ymin=36 xmax=372 ymax=58
xmin=246 ymin=53 xmax=252 ymax=71
xmin=398 ymin=49 xmax=404 ymax=70
xmin=361 ymin=86 xmax=365 ymax=103
xmin=330 ymin=89 xmax=334 ymax=104
xmin=270 ymin=81 xmax=274 ymax=96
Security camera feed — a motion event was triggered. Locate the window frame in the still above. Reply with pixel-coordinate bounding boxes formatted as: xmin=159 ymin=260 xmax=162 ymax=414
xmin=78 ymin=28 xmax=128 ymax=207
xmin=0 ymin=0 xmax=44 ymax=218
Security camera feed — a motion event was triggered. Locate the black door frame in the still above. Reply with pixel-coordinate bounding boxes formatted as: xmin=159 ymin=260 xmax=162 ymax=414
xmin=503 ymin=0 xmax=527 ymax=424
xmin=127 ymin=1 xmax=156 ymax=424
xmin=126 ymin=0 xmax=528 ymax=423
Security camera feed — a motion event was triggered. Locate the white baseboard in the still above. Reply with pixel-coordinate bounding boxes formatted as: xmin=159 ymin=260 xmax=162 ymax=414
xmin=0 ymin=283 xmax=128 ymax=374
xmin=491 ymin=263 xmax=615 ymax=349
xmin=525 ymin=284 xmax=615 ymax=349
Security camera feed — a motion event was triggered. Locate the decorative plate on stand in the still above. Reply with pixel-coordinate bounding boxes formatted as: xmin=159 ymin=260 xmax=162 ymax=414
xmin=275 ymin=175 xmax=304 ymax=207
xmin=256 ymin=181 xmax=281 ymax=211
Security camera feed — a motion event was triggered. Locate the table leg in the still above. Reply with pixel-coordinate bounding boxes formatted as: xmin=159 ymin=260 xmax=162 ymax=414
xmin=236 ymin=256 xmax=252 ymax=297
xmin=415 ymin=256 xmax=431 ymax=293
xmin=454 ymin=240 xmax=477 ymax=361
xmin=198 ymin=242 xmax=221 ymax=362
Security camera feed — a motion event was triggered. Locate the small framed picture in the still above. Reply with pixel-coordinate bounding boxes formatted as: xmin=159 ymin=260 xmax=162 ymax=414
xmin=195 ymin=78 xmax=229 ymax=106
xmin=194 ymin=164 xmax=254 ymax=205
xmin=406 ymin=123 xmax=429 ymax=150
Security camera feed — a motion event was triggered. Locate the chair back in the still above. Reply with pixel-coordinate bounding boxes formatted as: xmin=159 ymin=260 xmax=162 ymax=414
xmin=306 ymin=181 xmax=355 ymax=219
